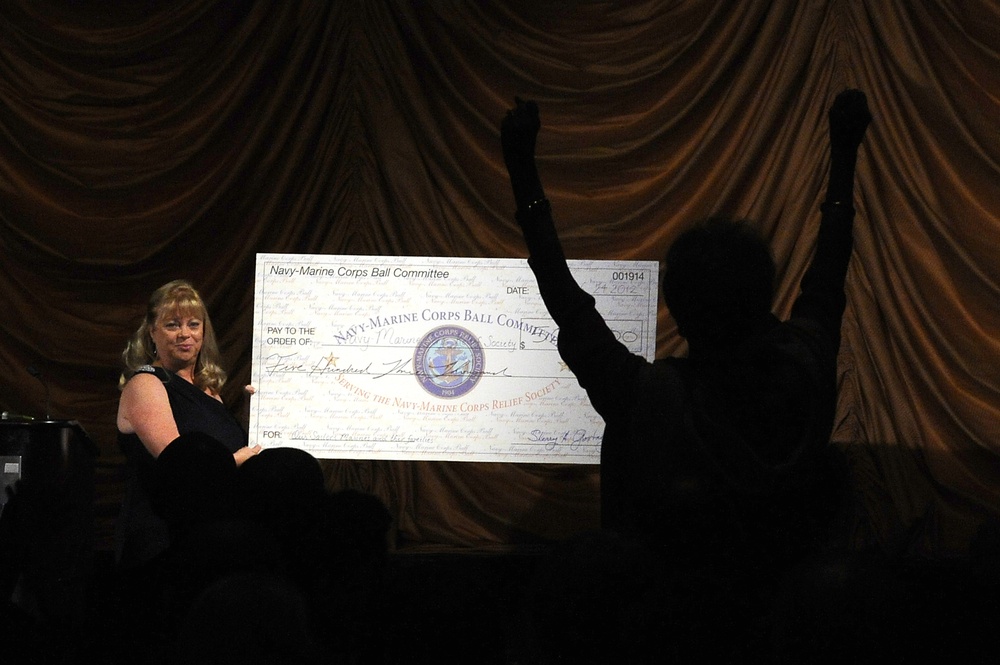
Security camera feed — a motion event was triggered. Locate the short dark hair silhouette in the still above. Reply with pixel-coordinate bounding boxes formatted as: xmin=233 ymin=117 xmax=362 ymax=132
xmin=237 ymin=446 xmax=327 ymax=533
xmin=662 ymin=218 xmax=776 ymax=343
xmin=151 ymin=432 xmax=238 ymax=532
xmin=172 ymin=571 xmax=321 ymax=665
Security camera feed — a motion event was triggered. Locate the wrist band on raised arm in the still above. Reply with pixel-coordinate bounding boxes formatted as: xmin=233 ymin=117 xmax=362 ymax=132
xmin=820 ymin=200 xmax=854 ymax=214
xmin=515 ymin=197 xmax=551 ymax=223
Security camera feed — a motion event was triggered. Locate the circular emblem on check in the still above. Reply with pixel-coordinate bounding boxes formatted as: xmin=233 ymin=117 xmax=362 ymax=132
xmin=414 ymin=326 xmax=485 ymax=399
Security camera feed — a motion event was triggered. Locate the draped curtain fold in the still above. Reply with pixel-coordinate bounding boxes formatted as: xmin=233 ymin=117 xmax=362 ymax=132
xmin=1 ymin=0 xmax=997 ymax=556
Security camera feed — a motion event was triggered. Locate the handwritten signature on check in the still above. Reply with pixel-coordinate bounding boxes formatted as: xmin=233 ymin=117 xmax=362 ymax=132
xmin=527 ymin=429 xmax=602 ymax=451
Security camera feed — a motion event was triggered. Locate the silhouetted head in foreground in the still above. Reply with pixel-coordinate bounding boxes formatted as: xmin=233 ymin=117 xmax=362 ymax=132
xmin=662 ymin=218 xmax=776 ymax=348
xmin=151 ymin=432 xmax=239 ymax=534
xmin=172 ymin=572 xmax=321 ymax=665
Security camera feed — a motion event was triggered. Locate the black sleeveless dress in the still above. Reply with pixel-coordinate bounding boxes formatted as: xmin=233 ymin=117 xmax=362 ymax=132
xmin=115 ymin=366 xmax=246 ymax=568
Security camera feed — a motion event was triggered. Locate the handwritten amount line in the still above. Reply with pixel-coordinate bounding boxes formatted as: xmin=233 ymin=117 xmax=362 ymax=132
xmin=307 ymin=343 xmax=566 ymax=350
xmin=265 ymin=370 xmax=568 ymax=380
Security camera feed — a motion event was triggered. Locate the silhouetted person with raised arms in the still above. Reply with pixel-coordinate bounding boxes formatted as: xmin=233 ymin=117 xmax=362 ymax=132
xmin=501 ymin=90 xmax=871 ymax=578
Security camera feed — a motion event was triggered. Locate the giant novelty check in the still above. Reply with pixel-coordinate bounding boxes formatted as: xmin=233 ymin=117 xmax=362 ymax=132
xmin=250 ymin=254 xmax=658 ymax=463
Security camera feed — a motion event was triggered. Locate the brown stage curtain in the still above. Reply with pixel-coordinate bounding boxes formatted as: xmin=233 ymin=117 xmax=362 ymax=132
xmin=1 ymin=0 xmax=997 ymax=556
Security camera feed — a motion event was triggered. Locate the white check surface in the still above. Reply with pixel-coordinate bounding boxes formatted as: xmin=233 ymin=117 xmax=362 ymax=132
xmin=250 ymin=254 xmax=658 ymax=463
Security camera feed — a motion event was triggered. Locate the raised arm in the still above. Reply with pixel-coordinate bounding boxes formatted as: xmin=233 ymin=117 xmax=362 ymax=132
xmin=825 ymin=89 xmax=872 ymax=206
xmin=501 ymin=98 xmax=586 ymax=321
xmin=501 ymin=99 xmax=645 ymax=417
xmin=791 ymin=89 xmax=872 ymax=336
xmin=501 ymin=98 xmax=545 ymax=212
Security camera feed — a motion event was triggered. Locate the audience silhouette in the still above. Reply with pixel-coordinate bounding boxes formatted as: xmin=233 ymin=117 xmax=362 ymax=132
xmin=515 ymin=529 xmax=668 ymax=665
xmin=171 ymin=571 xmax=323 ymax=665
xmin=91 ymin=434 xmax=390 ymax=664
xmin=501 ymin=88 xmax=872 ymax=656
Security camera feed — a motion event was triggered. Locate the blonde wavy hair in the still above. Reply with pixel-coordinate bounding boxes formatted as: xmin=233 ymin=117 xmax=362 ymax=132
xmin=118 ymin=279 xmax=227 ymax=394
